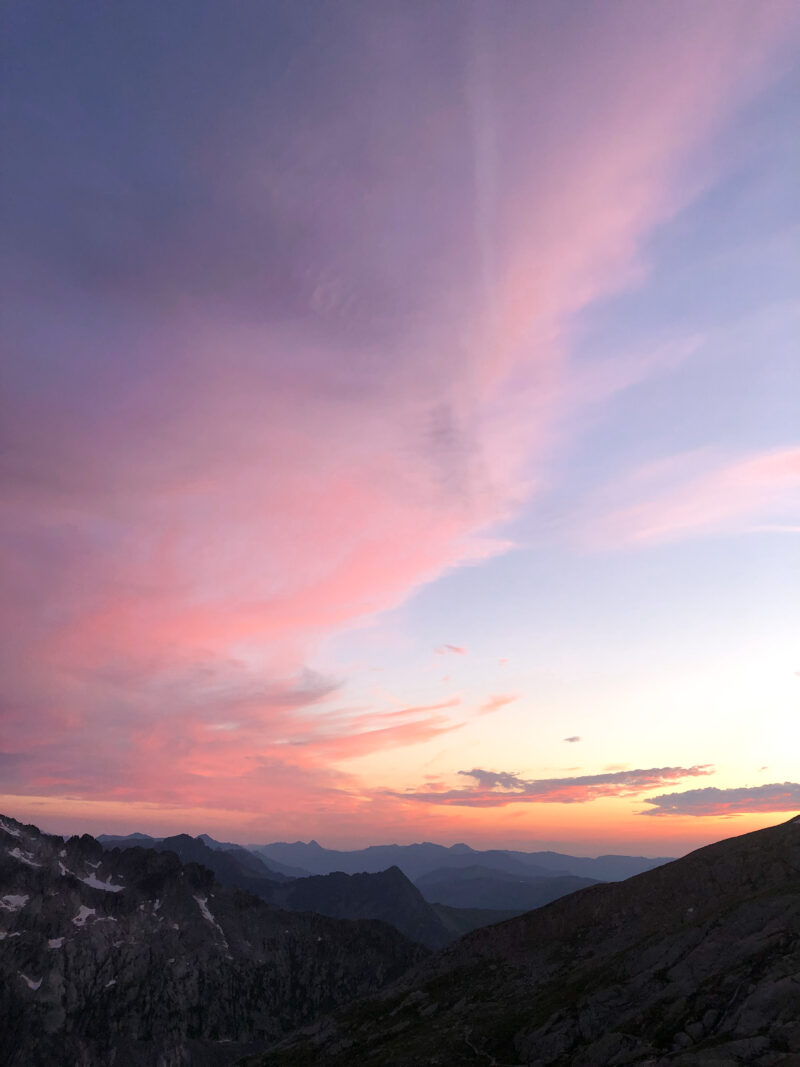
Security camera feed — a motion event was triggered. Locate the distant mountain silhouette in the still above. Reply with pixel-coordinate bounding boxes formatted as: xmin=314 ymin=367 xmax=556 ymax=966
xmin=249 ymin=839 xmax=672 ymax=882
xmin=244 ymin=815 xmax=800 ymax=1066
xmin=414 ymin=863 xmax=598 ymax=910
xmin=98 ymin=831 xmax=306 ymax=881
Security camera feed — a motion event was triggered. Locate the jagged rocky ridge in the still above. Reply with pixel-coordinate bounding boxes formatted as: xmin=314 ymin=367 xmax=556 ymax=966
xmin=0 ymin=814 xmax=426 ymax=1067
xmin=242 ymin=815 xmax=800 ymax=1067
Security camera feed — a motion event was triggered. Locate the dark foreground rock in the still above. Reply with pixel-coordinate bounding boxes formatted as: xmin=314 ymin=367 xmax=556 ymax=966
xmin=241 ymin=815 xmax=800 ymax=1067
xmin=0 ymin=814 xmax=426 ymax=1067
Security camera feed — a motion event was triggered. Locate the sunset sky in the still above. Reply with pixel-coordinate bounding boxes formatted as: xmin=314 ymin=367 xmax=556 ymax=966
xmin=2 ymin=1 xmax=799 ymax=855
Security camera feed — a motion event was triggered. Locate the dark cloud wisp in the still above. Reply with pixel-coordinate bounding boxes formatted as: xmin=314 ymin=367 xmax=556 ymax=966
xmin=640 ymin=783 xmax=800 ymax=817
xmin=393 ymin=765 xmax=713 ymax=807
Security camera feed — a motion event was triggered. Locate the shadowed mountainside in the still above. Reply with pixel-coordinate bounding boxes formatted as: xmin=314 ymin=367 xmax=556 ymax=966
xmin=414 ymin=863 xmax=597 ymax=910
xmin=241 ymin=815 xmax=800 ymax=1067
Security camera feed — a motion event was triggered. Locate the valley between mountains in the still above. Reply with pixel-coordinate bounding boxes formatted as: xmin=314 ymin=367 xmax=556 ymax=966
xmin=1 ymin=813 xmax=798 ymax=1066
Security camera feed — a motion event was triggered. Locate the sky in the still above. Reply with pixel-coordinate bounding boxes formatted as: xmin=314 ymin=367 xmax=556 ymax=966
xmin=1 ymin=0 xmax=798 ymax=856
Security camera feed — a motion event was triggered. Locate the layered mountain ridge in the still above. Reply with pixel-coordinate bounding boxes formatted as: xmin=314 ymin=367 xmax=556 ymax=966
xmin=248 ymin=838 xmax=670 ymax=882
xmin=99 ymin=832 xmax=525 ymax=948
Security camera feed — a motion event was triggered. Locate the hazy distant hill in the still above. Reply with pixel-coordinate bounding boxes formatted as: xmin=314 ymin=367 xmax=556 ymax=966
xmin=244 ymin=815 xmax=800 ymax=1067
xmin=249 ymin=839 xmax=672 ymax=882
xmin=0 ymin=814 xmax=425 ymax=1066
xmin=414 ymin=863 xmax=598 ymax=911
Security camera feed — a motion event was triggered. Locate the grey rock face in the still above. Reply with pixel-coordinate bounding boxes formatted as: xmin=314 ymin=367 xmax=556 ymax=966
xmin=242 ymin=815 xmax=800 ymax=1066
xmin=0 ymin=814 xmax=426 ymax=1066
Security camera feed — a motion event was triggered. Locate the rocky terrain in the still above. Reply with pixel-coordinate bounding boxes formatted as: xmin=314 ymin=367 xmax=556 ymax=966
xmin=0 ymin=814 xmax=426 ymax=1067
xmin=242 ymin=815 xmax=800 ymax=1066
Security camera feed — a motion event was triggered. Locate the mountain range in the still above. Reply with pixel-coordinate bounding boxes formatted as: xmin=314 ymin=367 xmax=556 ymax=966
xmin=97 ymin=831 xmax=608 ymax=947
xmin=247 ymin=838 xmax=671 ymax=882
xmin=5 ymin=812 xmax=799 ymax=1066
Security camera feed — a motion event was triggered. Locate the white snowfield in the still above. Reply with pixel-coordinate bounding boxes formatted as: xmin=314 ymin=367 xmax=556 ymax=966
xmin=72 ymin=906 xmax=96 ymax=927
xmin=48 ymin=937 xmax=66 ymax=948
xmin=0 ymin=819 xmax=21 ymax=837
xmin=80 ymin=872 xmax=124 ymax=893
xmin=1 ymin=894 xmax=29 ymax=910
xmin=194 ymin=895 xmax=230 ymax=953
xmin=8 ymin=847 xmax=42 ymax=868
xmin=19 ymin=974 xmax=42 ymax=991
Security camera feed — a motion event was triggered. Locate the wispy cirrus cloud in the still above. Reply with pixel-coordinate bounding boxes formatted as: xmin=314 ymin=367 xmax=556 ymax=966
xmin=641 ymin=783 xmax=800 ymax=817
xmin=393 ymin=765 xmax=713 ymax=807
xmin=435 ymin=645 xmax=468 ymax=656
xmin=564 ymin=735 xmax=582 ymax=743
xmin=586 ymin=446 xmax=800 ymax=547
xmin=478 ymin=694 xmax=518 ymax=715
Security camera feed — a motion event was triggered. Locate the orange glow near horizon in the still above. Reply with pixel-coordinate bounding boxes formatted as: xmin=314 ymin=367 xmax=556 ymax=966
xmin=2 ymin=792 xmax=793 ymax=861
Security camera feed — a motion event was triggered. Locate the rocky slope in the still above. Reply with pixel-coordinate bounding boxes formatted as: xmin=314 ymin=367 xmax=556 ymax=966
xmin=242 ymin=815 xmax=800 ymax=1066
xmin=0 ymin=814 xmax=426 ymax=1067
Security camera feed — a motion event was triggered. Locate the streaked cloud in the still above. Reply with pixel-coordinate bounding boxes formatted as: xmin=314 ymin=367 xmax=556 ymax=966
xmin=436 ymin=645 xmax=468 ymax=656
xmin=394 ymin=765 xmax=713 ymax=807
xmin=563 ymin=735 xmax=582 ymax=743
xmin=641 ymin=783 xmax=800 ymax=817
xmin=478 ymin=694 xmax=518 ymax=715
xmin=586 ymin=446 xmax=800 ymax=547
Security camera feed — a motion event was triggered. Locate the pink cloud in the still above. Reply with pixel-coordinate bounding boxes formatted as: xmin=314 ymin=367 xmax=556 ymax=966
xmin=586 ymin=446 xmax=800 ymax=546
xmin=435 ymin=645 xmax=468 ymax=656
xmin=1 ymin=2 xmax=794 ymax=828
